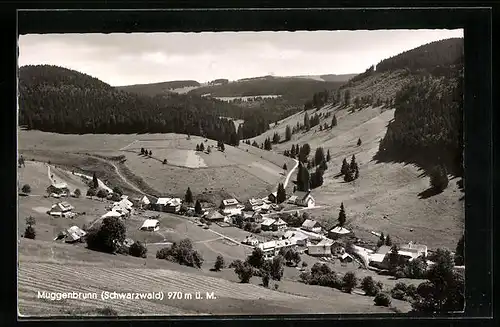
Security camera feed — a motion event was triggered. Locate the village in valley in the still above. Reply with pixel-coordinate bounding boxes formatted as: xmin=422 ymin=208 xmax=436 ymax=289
xmin=17 ymin=31 xmax=465 ymax=316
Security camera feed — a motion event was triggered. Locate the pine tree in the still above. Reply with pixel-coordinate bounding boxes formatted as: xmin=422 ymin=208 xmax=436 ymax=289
xmin=331 ymin=115 xmax=337 ymax=128
xmin=277 ymin=183 xmax=287 ymax=204
xmin=344 ymin=169 xmax=354 ymax=182
xmin=196 ymin=144 xmax=200 ymax=151
xmin=314 ymin=147 xmax=325 ymax=167
xmin=320 ymin=160 xmax=328 ymax=171
xmin=291 ymin=144 xmax=296 ymax=156
xmin=357 ymin=138 xmax=362 ymax=146
xmin=350 ymin=154 xmax=357 ymax=172
xmin=377 ymin=233 xmax=385 ymax=247
xmin=140 ymin=147 xmax=145 ymax=155
xmin=344 ymin=90 xmax=351 ymax=107
xmin=195 ymin=200 xmax=202 ymax=215
xmin=283 ymin=163 xmax=287 ymax=170
xmin=185 ymin=187 xmax=193 ymax=203
xmin=326 ymin=149 xmax=331 ymax=162
xmin=92 ymin=172 xmax=99 ymax=189
xmin=385 ymin=235 xmax=393 ymax=246
xmin=338 ymin=202 xmax=346 ymax=227
xmin=149 ymin=150 xmax=152 ymax=156
xmin=200 ymin=143 xmax=205 ymax=152
xmin=341 ymin=158 xmax=349 ymax=175
xmin=354 ymin=165 xmax=359 ymax=179
xmin=304 ymin=112 xmax=310 ymax=131
xmin=285 ymin=125 xmax=292 ymax=141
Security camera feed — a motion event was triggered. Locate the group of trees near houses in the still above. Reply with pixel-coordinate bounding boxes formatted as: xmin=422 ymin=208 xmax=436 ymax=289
xmin=340 ymin=155 xmax=360 ymax=182
xmin=230 ymin=247 xmax=300 ymax=285
xmin=18 ymin=65 xmax=242 ymax=144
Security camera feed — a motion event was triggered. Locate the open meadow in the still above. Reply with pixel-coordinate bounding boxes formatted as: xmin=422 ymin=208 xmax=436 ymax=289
xmin=250 ymin=103 xmax=464 ymax=250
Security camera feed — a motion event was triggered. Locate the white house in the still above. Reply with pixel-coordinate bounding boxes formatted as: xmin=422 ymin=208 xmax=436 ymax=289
xmin=293 ymin=191 xmax=315 ymax=207
xmin=308 ymin=238 xmax=334 ymax=256
xmin=301 ymin=219 xmax=322 ymax=233
xmin=287 ymin=195 xmax=298 ymax=204
xmin=400 ymin=242 xmax=428 ymax=257
xmin=140 ymin=219 xmax=160 ymax=232
xmin=139 ymin=195 xmax=151 ymax=209
xmin=63 ymin=225 xmax=86 ymax=243
xmin=257 ymin=239 xmax=297 ymax=259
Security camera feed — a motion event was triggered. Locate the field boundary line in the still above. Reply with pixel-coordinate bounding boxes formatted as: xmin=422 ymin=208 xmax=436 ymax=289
xmin=119 ymin=140 xmax=138 ymax=151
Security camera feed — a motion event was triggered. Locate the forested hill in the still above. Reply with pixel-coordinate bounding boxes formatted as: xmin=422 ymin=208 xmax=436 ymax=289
xmin=18 ymin=65 xmax=244 ymax=144
xmin=375 ymin=37 xmax=463 ymax=74
xmin=367 ymin=38 xmax=464 ymax=177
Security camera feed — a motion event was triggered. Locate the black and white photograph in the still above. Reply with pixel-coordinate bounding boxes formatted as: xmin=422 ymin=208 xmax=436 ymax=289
xmin=17 ymin=25 xmax=465 ymax=316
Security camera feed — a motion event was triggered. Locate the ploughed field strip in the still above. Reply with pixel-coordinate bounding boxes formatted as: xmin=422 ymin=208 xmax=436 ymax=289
xmin=19 ymin=262 xmax=321 ymax=315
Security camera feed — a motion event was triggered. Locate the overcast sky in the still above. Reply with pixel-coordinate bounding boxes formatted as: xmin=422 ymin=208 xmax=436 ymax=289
xmin=18 ymin=29 xmax=463 ymax=86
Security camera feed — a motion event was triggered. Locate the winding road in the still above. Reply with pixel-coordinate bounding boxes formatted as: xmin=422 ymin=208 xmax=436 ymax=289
xmin=283 ymin=159 xmax=299 ymax=189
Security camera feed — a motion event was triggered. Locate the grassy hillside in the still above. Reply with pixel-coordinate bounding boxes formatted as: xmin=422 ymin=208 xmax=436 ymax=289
xmin=246 ymin=39 xmax=465 ymax=249
xmin=116 ymin=80 xmax=201 ymax=96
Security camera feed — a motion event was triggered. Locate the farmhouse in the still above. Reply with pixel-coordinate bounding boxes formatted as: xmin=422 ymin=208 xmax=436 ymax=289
xmin=221 ymin=198 xmax=239 ymax=210
xmin=267 ymin=191 xmax=278 ymax=203
xmin=301 ymin=219 xmax=322 ymax=233
xmin=132 ymin=195 xmax=151 ymax=209
xmin=293 ymin=191 xmax=315 ymax=207
xmin=283 ymin=230 xmax=309 ymax=246
xmin=260 ymin=217 xmax=287 ymax=231
xmin=204 ymin=211 xmax=225 ymax=222
xmin=49 ymin=202 xmax=75 ymax=218
xmin=368 ymin=247 xmax=422 ymax=270
xmin=328 ymin=226 xmax=352 ymax=240
xmin=140 ymin=219 xmax=160 ymax=232
xmin=155 ymin=197 xmax=182 ymax=213
xmin=60 ymin=225 xmax=86 ymax=243
xmin=308 ymin=238 xmax=334 ymax=256
xmin=257 ymin=239 xmax=297 ymax=259
xmin=400 ymin=242 xmax=428 ymax=257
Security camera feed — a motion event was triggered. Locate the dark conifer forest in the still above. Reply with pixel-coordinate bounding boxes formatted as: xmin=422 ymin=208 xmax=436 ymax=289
xmin=375 ymin=49 xmax=464 ymax=176
xmin=18 ymin=65 xmax=244 ymax=144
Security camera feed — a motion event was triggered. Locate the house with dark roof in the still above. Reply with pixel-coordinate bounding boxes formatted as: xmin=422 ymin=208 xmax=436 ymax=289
xmin=301 ymin=219 xmax=322 ymax=233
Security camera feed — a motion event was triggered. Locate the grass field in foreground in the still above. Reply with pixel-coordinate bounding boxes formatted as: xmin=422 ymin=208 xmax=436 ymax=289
xmin=18 ymin=238 xmax=410 ymax=316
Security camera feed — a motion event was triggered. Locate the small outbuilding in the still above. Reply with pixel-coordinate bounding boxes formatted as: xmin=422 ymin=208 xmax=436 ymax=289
xmin=140 ymin=219 xmax=160 ymax=232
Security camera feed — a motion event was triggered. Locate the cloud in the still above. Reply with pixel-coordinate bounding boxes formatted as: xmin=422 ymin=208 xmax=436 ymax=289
xmin=18 ymin=29 xmax=463 ymax=85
